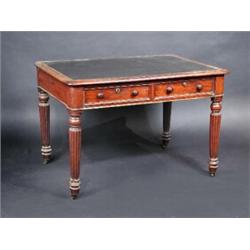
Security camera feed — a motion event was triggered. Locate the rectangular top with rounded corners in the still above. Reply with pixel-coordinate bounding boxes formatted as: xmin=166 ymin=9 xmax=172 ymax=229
xmin=35 ymin=54 xmax=229 ymax=86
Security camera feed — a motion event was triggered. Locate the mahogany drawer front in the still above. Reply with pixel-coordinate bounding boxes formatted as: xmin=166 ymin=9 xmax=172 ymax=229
xmin=154 ymin=78 xmax=214 ymax=100
xmin=85 ymin=85 xmax=150 ymax=106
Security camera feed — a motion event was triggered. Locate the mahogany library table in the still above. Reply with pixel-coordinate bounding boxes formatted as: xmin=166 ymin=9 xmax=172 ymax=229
xmin=35 ymin=55 xmax=229 ymax=199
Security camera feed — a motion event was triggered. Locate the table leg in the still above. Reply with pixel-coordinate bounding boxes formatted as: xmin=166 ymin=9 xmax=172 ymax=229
xmin=209 ymin=96 xmax=223 ymax=176
xmin=162 ymin=102 xmax=172 ymax=149
xmin=38 ymin=88 xmax=52 ymax=164
xmin=68 ymin=110 xmax=82 ymax=199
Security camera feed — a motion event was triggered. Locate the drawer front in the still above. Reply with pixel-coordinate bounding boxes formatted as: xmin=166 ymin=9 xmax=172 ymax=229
xmin=154 ymin=78 xmax=214 ymax=100
xmin=85 ymin=85 xmax=150 ymax=106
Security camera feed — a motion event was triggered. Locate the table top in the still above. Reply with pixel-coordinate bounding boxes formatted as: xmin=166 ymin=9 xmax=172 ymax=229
xmin=36 ymin=55 xmax=228 ymax=86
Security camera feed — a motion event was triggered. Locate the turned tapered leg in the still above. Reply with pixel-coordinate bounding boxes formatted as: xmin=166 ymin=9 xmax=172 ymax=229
xmin=38 ymin=88 xmax=52 ymax=164
xmin=68 ymin=110 xmax=82 ymax=199
xmin=209 ymin=96 xmax=223 ymax=176
xmin=162 ymin=102 xmax=172 ymax=149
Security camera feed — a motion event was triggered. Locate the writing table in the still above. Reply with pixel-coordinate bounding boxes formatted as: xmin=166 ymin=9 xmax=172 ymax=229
xmin=35 ymin=55 xmax=229 ymax=199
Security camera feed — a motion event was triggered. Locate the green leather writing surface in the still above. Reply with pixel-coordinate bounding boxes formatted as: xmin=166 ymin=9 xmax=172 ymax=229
xmin=45 ymin=55 xmax=217 ymax=80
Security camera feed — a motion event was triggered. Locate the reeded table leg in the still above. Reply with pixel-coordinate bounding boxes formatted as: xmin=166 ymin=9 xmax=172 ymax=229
xmin=162 ymin=102 xmax=172 ymax=149
xmin=209 ymin=96 xmax=223 ymax=176
xmin=38 ymin=88 xmax=52 ymax=164
xmin=68 ymin=110 xmax=82 ymax=199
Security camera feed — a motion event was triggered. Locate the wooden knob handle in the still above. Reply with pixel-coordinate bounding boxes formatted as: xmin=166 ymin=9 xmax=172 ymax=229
xmin=97 ymin=92 xmax=104 ymax=99
xmin=131 ymin=89 xmax=139 ymax=97
xmin=196 ymin=84 xmax=203 ymax=92
xmin=115 ymin=87 xmax=121 ymax=94
xmin=166 ymin=86 xmax=173 ymax=94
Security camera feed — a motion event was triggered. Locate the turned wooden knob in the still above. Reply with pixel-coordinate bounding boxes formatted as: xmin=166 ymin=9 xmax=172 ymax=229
xmin=131 ymin=89 xmax=139 ymax=97
xmin=115 ymin=87 xmax=121 ymax=94
xmin=97 ymin=92 xmax=104 ymax=99
xmin=196 ymin=84 xmax=203 ymax=92
xmin=166 ymin=86 xmax=173 ymax=94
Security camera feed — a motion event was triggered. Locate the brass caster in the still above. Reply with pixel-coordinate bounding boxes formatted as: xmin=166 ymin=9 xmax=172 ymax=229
xmin=43 ymin=158 xmax=49 ymax=165
xmin=210 ymin=172 xmax=216 ymax=177
xmin=70 ymin=189 xmax=79 ymax=200
xmin=71 ymin=195 xmax=78 ymax=200
xmin=42 ymin=155 xmax=52 ymax=164
xmin=161 ymin=141 xmax=169 ymax=150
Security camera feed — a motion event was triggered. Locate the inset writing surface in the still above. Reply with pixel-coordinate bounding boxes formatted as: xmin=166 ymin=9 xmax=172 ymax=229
xmin=45 ymin=55 xmax=218 ymax=80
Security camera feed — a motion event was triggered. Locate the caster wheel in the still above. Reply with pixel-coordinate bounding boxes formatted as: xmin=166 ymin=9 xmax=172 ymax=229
xmin=70 ymin=189 xmax=79 ymax=200
xmin=43 ymin=159 xmax=49 ymax=165
xmin=210 ymin=173 xmax=216 ymax=177
xmin=161 ymin=141 xmax=169 ymax=150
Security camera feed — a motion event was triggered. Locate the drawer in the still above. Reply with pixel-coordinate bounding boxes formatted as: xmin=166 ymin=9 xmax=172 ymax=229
xmin=154 ymin=78 xmax=214 ymax=100
xmin=85 ymin=84 xmax=150 ymax=106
